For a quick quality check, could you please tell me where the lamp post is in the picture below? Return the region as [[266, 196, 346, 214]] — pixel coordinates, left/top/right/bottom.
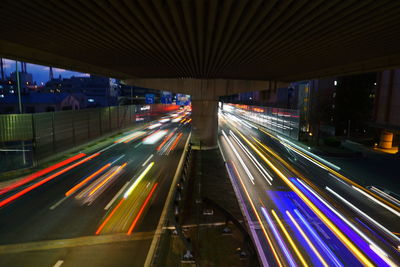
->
[[15, 61, 26, 165]]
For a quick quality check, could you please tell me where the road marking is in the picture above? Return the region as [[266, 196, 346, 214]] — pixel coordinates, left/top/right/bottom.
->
[[0, 231, 154, 254], [53, 260, 64, 267], [97, 143, 118, 154], [49, 196, 68, 210], [110, 154, 125, 165], [142, 154, 154, 167], [104, 182, 130, 210], [134, 142, 142, 148]]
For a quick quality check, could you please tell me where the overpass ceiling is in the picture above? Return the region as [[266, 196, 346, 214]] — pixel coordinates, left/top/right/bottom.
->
[[1, 0, 400, 81]]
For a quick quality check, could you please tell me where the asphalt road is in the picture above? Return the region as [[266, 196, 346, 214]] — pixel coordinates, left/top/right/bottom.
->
[[0, 109, 191, 267], [219, 109, 400, 267]]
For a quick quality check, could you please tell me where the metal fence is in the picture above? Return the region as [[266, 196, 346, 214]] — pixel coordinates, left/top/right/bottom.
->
[[223, 103, 300, 140], [0, 104, 178, 172]]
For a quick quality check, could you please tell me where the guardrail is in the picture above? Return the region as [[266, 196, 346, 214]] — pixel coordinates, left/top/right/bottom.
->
[[146, 133, 193, 266]]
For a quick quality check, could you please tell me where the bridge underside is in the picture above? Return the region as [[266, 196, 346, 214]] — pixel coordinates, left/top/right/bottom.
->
[[1, 1, 400, 82], [1, 0, 400, 147]]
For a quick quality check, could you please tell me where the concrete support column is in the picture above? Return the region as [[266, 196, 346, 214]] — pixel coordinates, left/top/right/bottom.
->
[[191, 99, 218, 150]]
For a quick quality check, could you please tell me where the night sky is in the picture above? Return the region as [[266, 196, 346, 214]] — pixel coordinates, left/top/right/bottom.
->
[[1, 58, 90, 84]]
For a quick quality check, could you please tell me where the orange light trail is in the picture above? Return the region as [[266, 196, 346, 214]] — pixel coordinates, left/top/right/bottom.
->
[[169, 133, 183, 152], [0, 153, 100, 208], [88, 163, 127, 196], [156, 132, 174, 151], [95, 198, 125, 235], [0, 153, 86, 196], [65, 163, 111, 196], [230, 163, 283, 267], [127, 183, 158, 235]]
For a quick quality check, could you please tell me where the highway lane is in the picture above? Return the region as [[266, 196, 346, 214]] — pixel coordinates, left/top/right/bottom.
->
[[0, 108, 191, 267], [219, 109, 400, 267]]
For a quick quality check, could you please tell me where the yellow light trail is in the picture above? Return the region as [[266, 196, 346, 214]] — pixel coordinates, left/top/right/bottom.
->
[[234, 129, 374, 267], [271, 209, 309, 267], [257, 127, 400, 213], [286, 210, 329, 267], [124, 162, 154, 198], [89, 163, 127, 196], [229, 163, 283, 267]]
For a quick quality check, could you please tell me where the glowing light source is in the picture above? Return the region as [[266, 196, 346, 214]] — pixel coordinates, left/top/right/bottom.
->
[[124, 162, 154, 198]]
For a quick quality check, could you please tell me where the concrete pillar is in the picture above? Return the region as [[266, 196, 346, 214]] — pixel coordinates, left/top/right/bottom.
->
[[191, 99, 218, 149]]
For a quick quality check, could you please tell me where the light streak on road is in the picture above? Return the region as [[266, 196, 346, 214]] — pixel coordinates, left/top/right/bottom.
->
[[104, 182, 130, 210], [293, 209, 343, 267], [277, 135, 340, 171], [286, 210, 329, 267], [297, 179, 395, 266], [0, 153, 100, 208], [65, 163, 111, 196], [369, 186, 400, 207], [352, 185, 400, 218], [257, 126, 400, 214], [124, 162, 154, 198], [326, 186, 400, 245], [127, 183, 158, 235], [230, 130, 273, 184], [271, 209, 308, 267], [222, 130, 255, 184], [261, 207, 296, 267], [233, 129, 374, 267], [89, 163, 127, 196], [169, 133, 183, 152], [142, 154, 154, 167], [147, 123, 162, 129], [156, 132, 174, 151], [0, 153, 86, 196], [229, 163, 283, 267], [96, 198, 125, 235], [143, 130, 168, 144], [114, 131, 146, 143]]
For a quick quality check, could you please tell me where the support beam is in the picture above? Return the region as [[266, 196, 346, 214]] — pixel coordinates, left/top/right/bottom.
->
[[122, 78, 289, 96]]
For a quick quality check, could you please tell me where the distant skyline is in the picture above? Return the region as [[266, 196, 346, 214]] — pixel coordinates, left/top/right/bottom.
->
[[1, 58, 90, 84]]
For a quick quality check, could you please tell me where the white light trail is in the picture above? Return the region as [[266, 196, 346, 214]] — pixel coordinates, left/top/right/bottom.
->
[[352, 185, 400, 218], [230, 130, 272, 185], [326, 186, 400, 244], [221, 130, 255, 184], [297, 179, 395, 266]]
